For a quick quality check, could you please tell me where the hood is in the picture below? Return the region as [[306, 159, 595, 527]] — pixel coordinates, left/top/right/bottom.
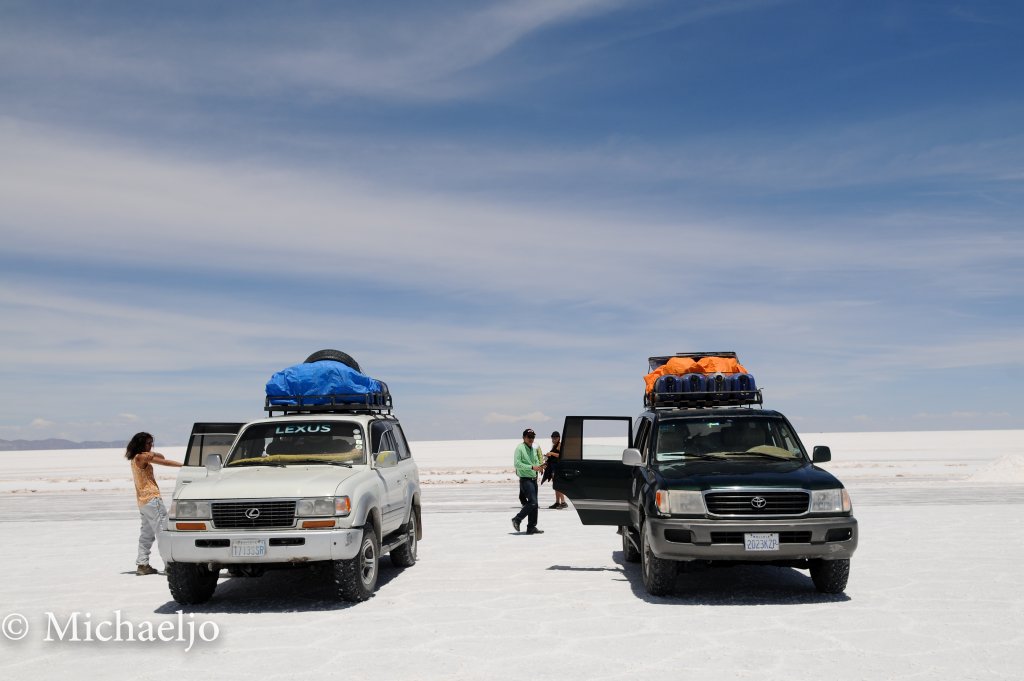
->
[[658, 459, 841, 490], [176, 465, 362, 500]]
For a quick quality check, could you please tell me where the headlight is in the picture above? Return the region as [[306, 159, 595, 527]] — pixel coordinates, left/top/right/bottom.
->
[[170, 500, 211, 519], [655, 489, 704, 515], [810, 488, 852, 513], [296, 497, 351, 517]]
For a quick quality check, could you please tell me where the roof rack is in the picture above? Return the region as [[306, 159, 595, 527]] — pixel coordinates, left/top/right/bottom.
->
[[645, 388, 763, 410], [264, 387, 393, 417]]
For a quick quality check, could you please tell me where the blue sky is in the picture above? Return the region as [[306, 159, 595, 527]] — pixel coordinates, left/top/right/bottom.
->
[[1, 0, 1021, 444]]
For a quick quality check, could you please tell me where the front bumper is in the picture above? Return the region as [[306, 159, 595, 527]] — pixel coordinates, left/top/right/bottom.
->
[[646, 515, 858, 561], [157, 527, 364, 564]]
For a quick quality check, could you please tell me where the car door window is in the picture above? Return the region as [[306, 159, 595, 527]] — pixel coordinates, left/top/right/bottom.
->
[[391, 424, 412, 460], [634, 418, 652, 462]]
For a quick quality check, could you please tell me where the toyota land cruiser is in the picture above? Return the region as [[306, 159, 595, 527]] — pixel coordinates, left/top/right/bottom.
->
[[553, 352, 858, 597]]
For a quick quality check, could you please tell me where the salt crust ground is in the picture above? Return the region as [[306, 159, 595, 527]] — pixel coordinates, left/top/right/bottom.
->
[[0, 430, 1022, 681]]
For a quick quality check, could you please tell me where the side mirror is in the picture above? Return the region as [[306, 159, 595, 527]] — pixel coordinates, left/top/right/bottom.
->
[[621, 448, 643, 466], [206, 454, 223, 472], [375, 451, 398, 468], [812, 446, 831, 463]]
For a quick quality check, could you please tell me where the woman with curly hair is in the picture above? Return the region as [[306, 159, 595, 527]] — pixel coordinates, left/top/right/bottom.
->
[[125, 432, 182, 575]]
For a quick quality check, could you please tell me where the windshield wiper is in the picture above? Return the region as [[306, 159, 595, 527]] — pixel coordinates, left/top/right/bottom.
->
[[661, 452, 730, 462], [290, 460, 354, 467], [724, 451, 794, 460]]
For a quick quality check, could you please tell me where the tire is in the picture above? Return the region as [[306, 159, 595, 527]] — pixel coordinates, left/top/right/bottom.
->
[[810, 559, 850, 594], [640, 523, 676, 596], [621, 526, 640, 563], [332, 528, 380, 602], [390, 510, 419, 568], [304, 349, 361, 372], [167, 562, 219, 605]]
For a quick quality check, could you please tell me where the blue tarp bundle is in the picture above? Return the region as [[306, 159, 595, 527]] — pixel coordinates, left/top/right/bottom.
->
[[266, 361, 384, 405]]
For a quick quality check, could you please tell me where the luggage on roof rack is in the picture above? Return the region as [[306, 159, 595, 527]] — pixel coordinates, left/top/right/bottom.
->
[[643, 351, 761, 409], [265, 359, 392, 415]]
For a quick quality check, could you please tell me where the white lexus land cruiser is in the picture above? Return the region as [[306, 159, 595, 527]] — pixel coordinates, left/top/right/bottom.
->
[[158, 352, 422, 604]]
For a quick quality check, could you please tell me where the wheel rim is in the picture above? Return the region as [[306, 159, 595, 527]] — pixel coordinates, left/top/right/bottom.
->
[[407, 516, 418, 561], [359, 538, 377, 586], [641, 528, 650, 580]]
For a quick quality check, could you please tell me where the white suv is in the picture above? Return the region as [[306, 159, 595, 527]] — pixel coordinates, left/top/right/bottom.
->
[[158, 379, 421, 604]]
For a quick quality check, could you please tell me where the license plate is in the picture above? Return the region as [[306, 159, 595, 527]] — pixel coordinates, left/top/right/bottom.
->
[[231, 539, 266, 557], [744, 533, 779, 551]]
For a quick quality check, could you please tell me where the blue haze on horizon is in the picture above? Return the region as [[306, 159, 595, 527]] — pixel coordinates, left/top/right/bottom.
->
[[0, 0, 1021, 445]]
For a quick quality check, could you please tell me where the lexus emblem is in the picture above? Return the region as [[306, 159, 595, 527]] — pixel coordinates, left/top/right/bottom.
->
[[751, 496, 767, 509], [245, 507, 261, 519]]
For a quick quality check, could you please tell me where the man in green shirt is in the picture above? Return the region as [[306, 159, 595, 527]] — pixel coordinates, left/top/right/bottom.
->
[[511, 428, 545, 535]]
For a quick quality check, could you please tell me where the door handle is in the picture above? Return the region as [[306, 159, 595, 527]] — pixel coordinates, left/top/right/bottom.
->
[[560, 469, 580, 480]]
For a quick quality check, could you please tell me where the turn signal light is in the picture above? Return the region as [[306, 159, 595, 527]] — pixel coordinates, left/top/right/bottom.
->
[[301, 519, 336, 529], [175, 522, 207, 531]]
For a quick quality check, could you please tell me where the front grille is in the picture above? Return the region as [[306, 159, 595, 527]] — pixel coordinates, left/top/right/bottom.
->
[[212, 500, 296, 529], [710, 531, 812, 544], [705, 491, 809, 516]]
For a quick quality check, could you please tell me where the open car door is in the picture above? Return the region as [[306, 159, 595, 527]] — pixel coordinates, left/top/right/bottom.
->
[[553, 416, 633, 526], [173, 422, 244, 496]]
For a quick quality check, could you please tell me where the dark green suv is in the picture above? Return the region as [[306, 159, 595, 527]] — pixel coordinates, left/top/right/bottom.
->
[[553, 357, 858, 597]]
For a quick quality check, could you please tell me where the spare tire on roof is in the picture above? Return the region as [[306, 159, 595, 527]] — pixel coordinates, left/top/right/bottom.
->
[[304, 349, 361, 373]]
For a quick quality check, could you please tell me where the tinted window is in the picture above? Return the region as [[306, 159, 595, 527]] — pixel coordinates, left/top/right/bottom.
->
[[655, 416, 805, 463], [392, 424, 412, 460]]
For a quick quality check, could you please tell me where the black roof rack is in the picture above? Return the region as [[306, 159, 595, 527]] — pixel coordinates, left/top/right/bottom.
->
[[264, 386, 393, 417], [645, 388, 763, 410]]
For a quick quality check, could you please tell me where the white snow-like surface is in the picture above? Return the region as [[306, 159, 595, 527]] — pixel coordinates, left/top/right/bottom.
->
[[1, 430, 1022, 681]]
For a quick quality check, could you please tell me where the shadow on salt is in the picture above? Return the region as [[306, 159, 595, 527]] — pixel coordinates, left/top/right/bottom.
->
[[549, 552, 851, 606], [152, 558, 408, 614]]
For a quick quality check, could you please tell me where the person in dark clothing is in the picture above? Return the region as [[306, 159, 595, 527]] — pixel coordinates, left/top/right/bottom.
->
[[541, 431, 567, 509]]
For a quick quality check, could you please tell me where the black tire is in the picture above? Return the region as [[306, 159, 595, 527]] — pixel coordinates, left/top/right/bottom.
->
[[167, 562, 219, 605], [390, 510, 419, 568], [332, 528, 380, 602], [304, 349, 361, 372], [640, 523, 676, 596], [810, 559, 850, 594], [621, 526, 640, 563]]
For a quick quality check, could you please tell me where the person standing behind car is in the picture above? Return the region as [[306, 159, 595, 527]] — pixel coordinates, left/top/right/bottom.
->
[[125, 432, 182, 575], [541, 430, 567, 509], [511, 429, 544, 535]]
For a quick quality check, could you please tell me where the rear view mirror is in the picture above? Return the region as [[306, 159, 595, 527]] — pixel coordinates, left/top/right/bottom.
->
[[812, 446, 831, 463], [621, 448, 643, 466], [375, 451, 398, 468], [206, 454, 223, 472]]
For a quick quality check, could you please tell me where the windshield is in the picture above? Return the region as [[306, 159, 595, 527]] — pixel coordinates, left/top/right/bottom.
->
[[225, 421, 367, 467], [654, 416, 806, 464]]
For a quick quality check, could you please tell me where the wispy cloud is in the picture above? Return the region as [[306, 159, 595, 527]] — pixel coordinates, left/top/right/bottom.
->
[[0, 1, 635, 101]]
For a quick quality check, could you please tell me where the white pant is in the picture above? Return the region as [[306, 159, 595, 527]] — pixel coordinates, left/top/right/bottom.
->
[[137, 498, 167, 566]]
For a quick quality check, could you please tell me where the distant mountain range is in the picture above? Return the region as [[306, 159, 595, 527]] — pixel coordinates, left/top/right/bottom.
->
[[0, 438, 128, 451]]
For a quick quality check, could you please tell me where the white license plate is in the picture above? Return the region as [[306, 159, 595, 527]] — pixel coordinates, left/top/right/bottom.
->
[[231, 539, 266, 557], [744, 533, 780, 551]]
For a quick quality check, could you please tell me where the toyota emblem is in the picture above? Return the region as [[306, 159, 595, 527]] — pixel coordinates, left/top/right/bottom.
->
[[245, 507, 261, 519], [751, 496, 767, 509]]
